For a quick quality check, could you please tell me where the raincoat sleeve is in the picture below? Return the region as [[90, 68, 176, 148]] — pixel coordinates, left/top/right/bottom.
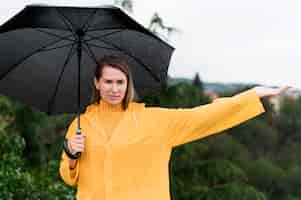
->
[[151, 88, 265, 148], [59, 117, 80, 186]]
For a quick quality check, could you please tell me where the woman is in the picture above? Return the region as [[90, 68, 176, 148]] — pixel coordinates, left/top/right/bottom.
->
[[59, 56, 289, 200]]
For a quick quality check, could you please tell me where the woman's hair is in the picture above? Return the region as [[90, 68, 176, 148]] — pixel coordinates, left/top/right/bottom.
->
[[90, 55, 136, 110]]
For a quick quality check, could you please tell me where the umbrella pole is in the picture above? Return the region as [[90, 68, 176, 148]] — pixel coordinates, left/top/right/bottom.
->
[[76, 31, 83, 136], [75, 29, 84, 157]]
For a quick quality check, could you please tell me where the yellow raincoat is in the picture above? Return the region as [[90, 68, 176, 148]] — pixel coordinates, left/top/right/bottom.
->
[[59, 88, 265, 200]]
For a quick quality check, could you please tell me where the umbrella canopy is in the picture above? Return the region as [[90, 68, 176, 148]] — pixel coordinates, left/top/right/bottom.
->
[[0, 4, 174, 116]]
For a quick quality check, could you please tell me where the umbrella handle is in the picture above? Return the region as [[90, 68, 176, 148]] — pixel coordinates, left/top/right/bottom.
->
[[75, 128, 82, 157]]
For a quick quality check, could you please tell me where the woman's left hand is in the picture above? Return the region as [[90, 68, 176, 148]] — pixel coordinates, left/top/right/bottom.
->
[[253, 86, 291, 98]]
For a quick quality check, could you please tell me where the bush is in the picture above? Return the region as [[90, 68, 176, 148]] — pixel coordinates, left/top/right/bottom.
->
[[0, 131, 38, 199], [200, 182, 266, 200], [0, 130, 75, 199]]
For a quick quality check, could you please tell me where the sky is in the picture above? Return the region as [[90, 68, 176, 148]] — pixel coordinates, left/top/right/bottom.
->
[[1, 0, 301, 89]]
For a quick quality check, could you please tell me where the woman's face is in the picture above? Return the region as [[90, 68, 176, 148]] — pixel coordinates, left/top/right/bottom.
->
[[94, 65, 128, 105]]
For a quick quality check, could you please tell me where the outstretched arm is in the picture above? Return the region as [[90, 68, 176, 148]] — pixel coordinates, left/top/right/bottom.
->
[[150, 86, 290, 148]]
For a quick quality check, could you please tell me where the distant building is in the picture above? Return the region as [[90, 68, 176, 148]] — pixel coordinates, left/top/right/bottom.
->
[[204, 90, 219, 101]]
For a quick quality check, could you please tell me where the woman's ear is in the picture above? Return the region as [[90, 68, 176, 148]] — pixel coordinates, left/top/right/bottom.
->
[[94, 77, 100, 90]]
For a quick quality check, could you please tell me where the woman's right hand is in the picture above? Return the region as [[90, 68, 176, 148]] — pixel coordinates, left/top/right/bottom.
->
[[68, 134, 85, 155]]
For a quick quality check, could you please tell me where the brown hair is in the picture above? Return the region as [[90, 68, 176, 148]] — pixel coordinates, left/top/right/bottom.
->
[[90, 56, 136, 110]]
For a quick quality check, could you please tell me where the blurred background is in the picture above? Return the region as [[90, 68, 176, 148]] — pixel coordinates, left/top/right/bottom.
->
[[1, 0, 301, 199]]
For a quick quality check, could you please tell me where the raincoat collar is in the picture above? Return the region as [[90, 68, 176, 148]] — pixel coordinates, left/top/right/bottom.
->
[[97, 100, 123, 112], [84, 100, 145, 114]]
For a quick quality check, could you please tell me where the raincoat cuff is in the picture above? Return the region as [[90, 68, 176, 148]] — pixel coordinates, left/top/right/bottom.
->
[[235, 88, 265, 114]]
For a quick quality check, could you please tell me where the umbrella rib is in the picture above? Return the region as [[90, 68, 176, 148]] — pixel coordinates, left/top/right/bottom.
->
[[47, 42, 77, 114], [85, 34, 160, 82], [0, 37, 74, 81], [82, 9, 98, 32], [82, 42, 99, 64], [83, 29, 124, 43], [84, 42, 124, 53], [39, 42, 75, 52], [85, 27, 126, 32], [55, 8, 76, 38], [35, 29, 75, 42]]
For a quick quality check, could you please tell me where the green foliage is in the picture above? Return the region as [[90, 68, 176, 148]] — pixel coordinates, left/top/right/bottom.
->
[[143, 82, 210, 108], [247, 158, 286, 199], [273, 96, 301, 169], [0, 130, 37, 199], [4, 102, 48, 166], [196, 159, 247, 186], [32, 160, 76, 200], [0, 95, 15, 116], [284, 164, 301, 197], [277, 97, 301, 146], [204, 134, 252, 168], [230, 119, 279, 159], [0, 128, 75, 199], [200, 182, 267, 200], [0, 97, 75, 199]]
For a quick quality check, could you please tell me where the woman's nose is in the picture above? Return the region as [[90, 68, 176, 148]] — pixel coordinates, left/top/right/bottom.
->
[[112, 84, 118, 92]]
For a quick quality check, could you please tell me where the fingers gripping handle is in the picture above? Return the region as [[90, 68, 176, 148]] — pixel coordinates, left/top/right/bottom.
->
[[62, 127, 82, 160], [75, 127, 82, 157]]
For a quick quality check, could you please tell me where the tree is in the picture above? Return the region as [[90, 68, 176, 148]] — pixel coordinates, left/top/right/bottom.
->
[[192, 72, 204, 90], [247, 158, 286, 200], [0, 130, 37, 199], [200, 182, 266, 200], [148, 12, 180, 42], [276, 97, 301, 146], [114, 0, 133, 13], [229, 119, 279, 160], [143, 82, 209, 108]]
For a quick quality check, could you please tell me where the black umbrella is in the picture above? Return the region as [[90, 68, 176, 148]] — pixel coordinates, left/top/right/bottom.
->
[[0, 4, 174, 132]]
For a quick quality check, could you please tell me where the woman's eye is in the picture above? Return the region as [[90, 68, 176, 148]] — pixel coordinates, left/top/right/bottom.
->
[[117, 80, 124, 84], [105, 80, 112, 84]]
